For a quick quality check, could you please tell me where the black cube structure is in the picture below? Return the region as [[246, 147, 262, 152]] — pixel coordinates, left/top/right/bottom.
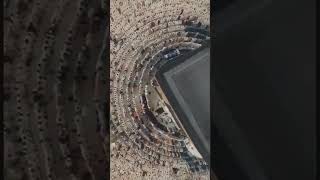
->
[[156, 47, 210, 165]]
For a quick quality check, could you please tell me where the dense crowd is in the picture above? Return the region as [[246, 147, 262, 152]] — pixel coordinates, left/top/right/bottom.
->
[[4, 0, 108, 179], [110, 0, 210, 179]]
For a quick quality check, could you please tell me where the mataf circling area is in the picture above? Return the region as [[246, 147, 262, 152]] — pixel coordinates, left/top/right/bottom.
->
[[110, 0, 210, 179]]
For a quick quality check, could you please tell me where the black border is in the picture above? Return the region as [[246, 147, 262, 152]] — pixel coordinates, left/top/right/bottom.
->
[[1, 0, 4, 178], [316, 0, 319, 180], [212, 0, 318, 180]]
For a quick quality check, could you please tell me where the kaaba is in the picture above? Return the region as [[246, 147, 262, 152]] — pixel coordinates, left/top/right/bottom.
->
[[156, 47, 211, 165]]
